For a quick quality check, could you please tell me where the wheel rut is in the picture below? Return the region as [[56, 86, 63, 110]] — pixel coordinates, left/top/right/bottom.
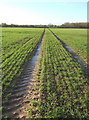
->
[[3, 30, 45, 119]]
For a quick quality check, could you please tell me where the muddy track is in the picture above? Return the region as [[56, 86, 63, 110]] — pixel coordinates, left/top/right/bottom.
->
[[49, 28, 88, 76], [2, 29, 45, 119]]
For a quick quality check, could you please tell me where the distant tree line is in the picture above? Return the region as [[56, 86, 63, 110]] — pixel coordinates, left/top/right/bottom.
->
[[0, 23, 57, 28], [60, 22, 89, 28], [0, 22, 89, 28]]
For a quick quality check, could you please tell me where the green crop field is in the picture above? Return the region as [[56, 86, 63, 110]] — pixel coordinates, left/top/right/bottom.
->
[[51, 28, 87, 64], [1, 28, 88, 119]]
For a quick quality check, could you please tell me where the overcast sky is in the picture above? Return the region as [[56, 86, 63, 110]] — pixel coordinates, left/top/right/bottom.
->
[[0, 0, 88, 25]]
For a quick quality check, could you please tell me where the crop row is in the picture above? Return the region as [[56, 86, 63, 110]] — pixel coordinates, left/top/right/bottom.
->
[[2, 28, 44, 93], [37, 29, 88, 118]]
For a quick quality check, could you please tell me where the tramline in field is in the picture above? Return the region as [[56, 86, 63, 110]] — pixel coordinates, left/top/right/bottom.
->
[[2, 28, 88, 119]]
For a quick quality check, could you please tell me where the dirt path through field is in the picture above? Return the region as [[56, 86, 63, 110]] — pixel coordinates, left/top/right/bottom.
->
[[3, 30, 45, 119]]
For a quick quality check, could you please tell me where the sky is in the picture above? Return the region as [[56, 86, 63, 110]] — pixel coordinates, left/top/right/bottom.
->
[[0, 0, 88, 25]]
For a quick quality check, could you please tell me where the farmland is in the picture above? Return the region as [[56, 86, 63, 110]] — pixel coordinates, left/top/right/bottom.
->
[[1, 28, 88, 119]]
